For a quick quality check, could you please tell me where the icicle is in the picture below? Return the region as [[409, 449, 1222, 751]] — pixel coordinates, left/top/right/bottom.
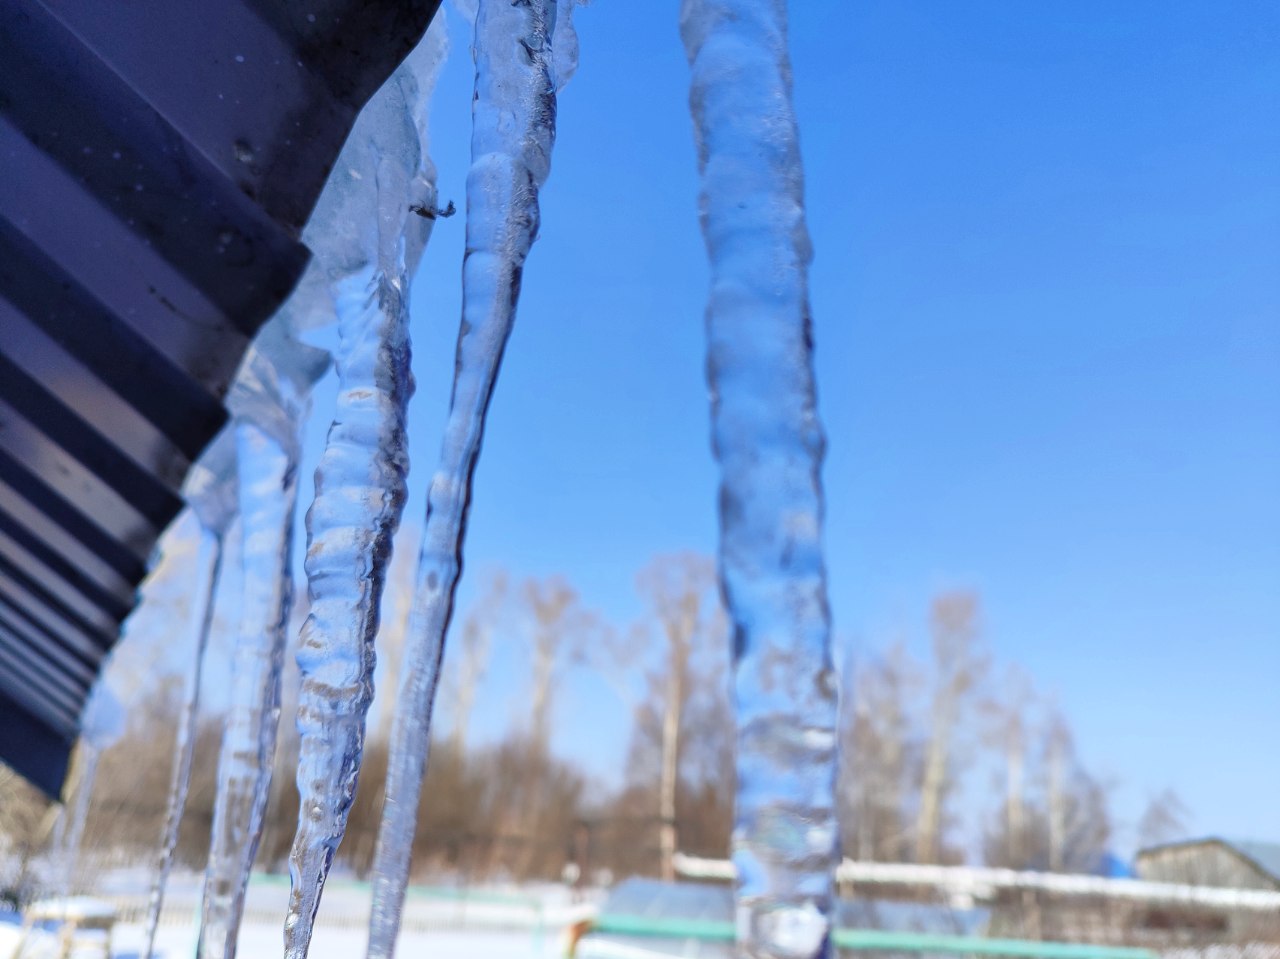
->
[[282, 25, 449, 959], [681, 1, 840, 957], [198, 332, 326, 959], [54, 684, 123, 896], [141, 434, 239, 959], [54, 746, 98, 898], [551, 0, 583, 90], [366, 3, 571, 956]]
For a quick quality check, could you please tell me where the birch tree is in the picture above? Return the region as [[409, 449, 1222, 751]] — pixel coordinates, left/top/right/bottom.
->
[[981, 665, 1036, 868], [522, 576, 594, 753], [445, 571, 507, 755], [915, 592, 988, 864], [635, 553, 718, 880], [840, 640, 923, 862]]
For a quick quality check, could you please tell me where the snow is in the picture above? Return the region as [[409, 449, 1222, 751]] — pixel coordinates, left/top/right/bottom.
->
[[0, 919, 560, 959], [1, 874, 583, 958], [124, 924, 560, 959], [26, 897, 117, 921]]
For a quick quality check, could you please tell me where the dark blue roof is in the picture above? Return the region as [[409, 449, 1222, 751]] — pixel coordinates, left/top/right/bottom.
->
[[0, 0, 440, 796]]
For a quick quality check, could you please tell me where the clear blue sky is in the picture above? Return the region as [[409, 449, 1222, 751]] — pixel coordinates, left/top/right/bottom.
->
[[280, 1, 1280, 853]]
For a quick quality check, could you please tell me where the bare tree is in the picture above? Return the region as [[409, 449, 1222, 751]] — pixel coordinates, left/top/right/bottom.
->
[[915, 592, 988, 864], [370, 528, 416, 742], [503, 577, 600, 875], [1043, 704, 1071, 872], [522, 576, 592, 752], [445, 571, 507, 755], [635, 553, 719, 880], [1007, 703, 1113, 874], [1136, 787, 1190, 850], [0, 763, 54, 904], [981, 665, 1036, 868], [840, 640, 923, 862]]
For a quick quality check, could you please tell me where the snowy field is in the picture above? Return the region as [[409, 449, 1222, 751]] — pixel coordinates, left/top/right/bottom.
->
[[0, 921, 559, 959], [123, 924, 558, 959], [0, 872, 584, 958]]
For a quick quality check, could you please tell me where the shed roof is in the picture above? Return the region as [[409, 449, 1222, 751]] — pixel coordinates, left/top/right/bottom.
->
[[1223, 841, 1280, 884], [1137, 838, 1280, 886]]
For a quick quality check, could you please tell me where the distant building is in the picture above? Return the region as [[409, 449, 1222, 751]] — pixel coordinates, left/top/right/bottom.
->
[[1136, 839, 1280, 893]]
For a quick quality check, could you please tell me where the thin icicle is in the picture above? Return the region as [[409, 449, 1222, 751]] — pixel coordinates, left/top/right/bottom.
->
[[282, 25, 449, 958], [199, 334, 325, 959], [53, 684, 123, 897], [681, 1, 839, 957], [366, 3, 571, 955], [141, 435, 239, 959], [54, 746, 98, 898], [551, 0, 583, 89], [198, 422, 298, 959]]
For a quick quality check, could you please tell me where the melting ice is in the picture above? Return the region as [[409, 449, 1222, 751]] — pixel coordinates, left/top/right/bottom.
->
[[681, 0, 840, 956], [366, 2, 578, 956], [141, 431, 238, 959], [198, 325, 327, 959], [51, 683, 122, 898], [119, 3, 839, 958], [283, 20, 449, 959]]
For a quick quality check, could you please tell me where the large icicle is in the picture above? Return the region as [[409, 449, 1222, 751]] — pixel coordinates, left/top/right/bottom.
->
[[365, 3, 574, 956], [198, 329, 326, 959], [681, 2, 840, 957], [141, 433, 239, 959], [282, 24, 450, 959]]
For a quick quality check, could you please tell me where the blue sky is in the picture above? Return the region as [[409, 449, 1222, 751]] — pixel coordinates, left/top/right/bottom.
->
[[131, 0, 1277, 857], [379, 0, 1280, 849]]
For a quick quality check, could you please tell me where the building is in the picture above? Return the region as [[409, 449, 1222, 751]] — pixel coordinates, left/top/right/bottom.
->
[[1136, 839, 1280, 893]]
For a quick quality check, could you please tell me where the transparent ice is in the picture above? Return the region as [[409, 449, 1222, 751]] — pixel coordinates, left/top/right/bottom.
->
[[681, 1, 839, 956], [282, 22, 450, 959], [141, 431, 238, 959], [78, 679, 125, 750], [365, 2, 576, 956], [53, 747, 98, 899], [198, 329, 327, 959], [51, 683, 122, 897]]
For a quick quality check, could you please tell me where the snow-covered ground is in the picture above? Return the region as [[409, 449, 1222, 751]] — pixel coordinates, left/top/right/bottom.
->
[[0, 872, 588, 958], [0, 919, 560, 959], [120, 923, 560, 959]]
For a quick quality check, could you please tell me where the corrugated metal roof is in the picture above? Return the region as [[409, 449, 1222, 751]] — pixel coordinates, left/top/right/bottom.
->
[[0, 0, 440, 795]]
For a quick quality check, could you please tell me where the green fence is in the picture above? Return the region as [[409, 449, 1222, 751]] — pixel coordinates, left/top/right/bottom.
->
[[588, 914, 1157, 959]]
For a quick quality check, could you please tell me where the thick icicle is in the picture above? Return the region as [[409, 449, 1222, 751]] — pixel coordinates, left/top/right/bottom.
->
[[199, 331, 326, 959], [141, 434, 239, 959], [283, 24, 449, 958], [365, 4, 573, 956], [681, 1, 840, 957]]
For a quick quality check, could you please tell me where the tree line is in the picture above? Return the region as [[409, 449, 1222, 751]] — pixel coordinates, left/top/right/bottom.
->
[[0, 550, 1188, 896]]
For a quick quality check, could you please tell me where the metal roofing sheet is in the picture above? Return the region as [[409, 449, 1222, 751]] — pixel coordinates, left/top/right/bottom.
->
[[0, 0, 441, 795]]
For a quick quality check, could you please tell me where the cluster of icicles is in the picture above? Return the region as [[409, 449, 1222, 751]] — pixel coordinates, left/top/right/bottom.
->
[[57, 1, 840, 957]]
